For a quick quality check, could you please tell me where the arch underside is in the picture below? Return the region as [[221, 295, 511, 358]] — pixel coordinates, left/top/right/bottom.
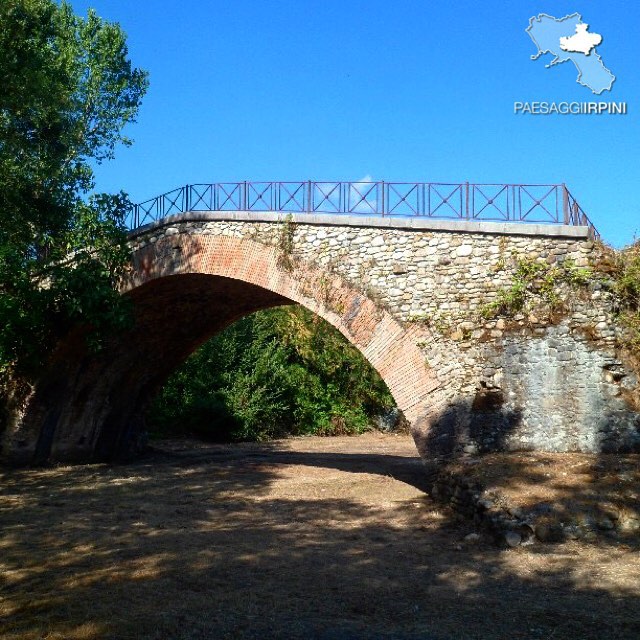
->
[[25, 275, 291, 463], [6, 234, 443, 465]]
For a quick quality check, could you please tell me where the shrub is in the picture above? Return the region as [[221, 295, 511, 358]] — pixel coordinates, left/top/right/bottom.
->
[[147, 306, 395, 441]]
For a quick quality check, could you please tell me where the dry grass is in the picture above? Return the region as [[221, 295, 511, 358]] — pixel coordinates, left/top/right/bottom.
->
[[1, 433, 639, 639]]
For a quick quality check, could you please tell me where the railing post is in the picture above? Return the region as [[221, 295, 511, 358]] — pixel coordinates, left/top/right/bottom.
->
[[425, 183, 429, 217], [423, 183, 427, 217], [184, 184, 190, 212], [306, 180, 312, 213], [465, 182, 470, 219], [243, 181, 248, 211], [380, 180, 385, 216], [562, 183, 570, 224], [510, 185, 515, 221]]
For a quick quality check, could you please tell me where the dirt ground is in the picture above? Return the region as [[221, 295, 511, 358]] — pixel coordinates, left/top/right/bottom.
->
[[1, 432, 639, 640]]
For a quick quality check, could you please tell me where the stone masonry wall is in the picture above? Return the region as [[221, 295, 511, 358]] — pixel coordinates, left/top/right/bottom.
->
[[127, 214, 640, 458]]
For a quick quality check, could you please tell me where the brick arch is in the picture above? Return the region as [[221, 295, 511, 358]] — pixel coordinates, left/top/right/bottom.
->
[[126, 233, 444, 450], [4, 231, 445, 465]]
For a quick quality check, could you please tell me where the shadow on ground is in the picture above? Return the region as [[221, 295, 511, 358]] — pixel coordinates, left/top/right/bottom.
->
[[1, 437, 639, 640]]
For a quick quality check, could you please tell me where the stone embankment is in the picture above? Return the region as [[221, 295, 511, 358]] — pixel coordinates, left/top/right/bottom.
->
[[426, 453, 640, 546]]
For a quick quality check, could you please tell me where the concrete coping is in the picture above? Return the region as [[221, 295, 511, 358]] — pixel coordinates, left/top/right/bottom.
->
[[128, 210, 592, 240]]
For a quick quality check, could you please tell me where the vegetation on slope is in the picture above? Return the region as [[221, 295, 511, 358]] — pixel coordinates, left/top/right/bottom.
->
[[611, 241, 640, 356]]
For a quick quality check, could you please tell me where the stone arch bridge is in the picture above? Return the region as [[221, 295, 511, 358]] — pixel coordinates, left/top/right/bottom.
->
[[2, 181, 639, 466]]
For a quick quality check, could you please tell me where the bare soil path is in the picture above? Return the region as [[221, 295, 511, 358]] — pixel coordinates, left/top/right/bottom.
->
[[1, 433, 639, 639]]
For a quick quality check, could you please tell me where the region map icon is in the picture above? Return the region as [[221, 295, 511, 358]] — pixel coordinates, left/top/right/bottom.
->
[[527, 13, 615, 94]]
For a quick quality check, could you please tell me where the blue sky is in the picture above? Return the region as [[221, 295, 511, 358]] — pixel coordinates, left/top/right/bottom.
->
[[71, 1, 639, 246]]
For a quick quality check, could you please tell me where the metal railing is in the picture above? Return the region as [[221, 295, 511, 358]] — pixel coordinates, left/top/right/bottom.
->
[[129, 181, 599, 239]]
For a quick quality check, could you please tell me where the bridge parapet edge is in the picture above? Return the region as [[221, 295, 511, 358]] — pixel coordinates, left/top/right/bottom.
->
[[128, 211, 592, 240]]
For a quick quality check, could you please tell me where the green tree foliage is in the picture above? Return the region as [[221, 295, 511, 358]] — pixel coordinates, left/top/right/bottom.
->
[[148, 306, 397, 441], [0, 0, 148, 378]]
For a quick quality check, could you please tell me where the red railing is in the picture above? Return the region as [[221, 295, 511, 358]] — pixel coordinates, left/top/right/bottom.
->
[[129, 181, 599, 239]]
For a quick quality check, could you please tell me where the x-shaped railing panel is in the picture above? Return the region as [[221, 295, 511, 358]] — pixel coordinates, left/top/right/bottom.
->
[[428, 184, 464, 218], [313, 183, 342, 213], [248, 183, 274, 210], [277, 182, 306, 211], [387, 183, 420, 216], [161, 187, 185, 216], [472, 185, 510, 221], [518, 185, 558, 222], [217, 183, 243, 210], [189, 184, 213, 211], [348, 182, 378, 214]]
